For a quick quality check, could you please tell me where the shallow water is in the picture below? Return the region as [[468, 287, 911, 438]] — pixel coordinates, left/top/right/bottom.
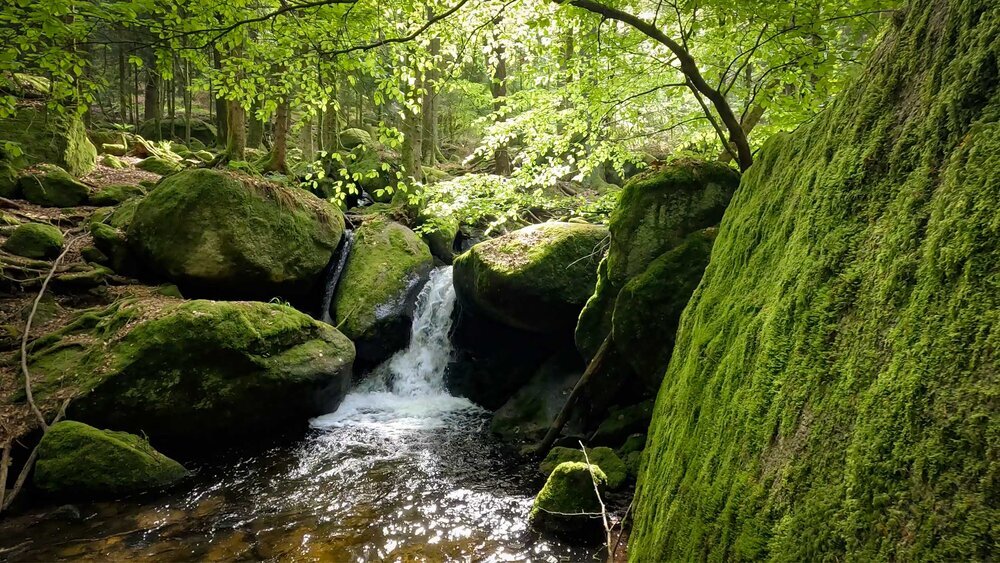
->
[[0, 268, 602, 562]]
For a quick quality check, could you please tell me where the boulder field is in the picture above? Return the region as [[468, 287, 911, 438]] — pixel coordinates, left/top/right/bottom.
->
[[630, 0, 999, 559]]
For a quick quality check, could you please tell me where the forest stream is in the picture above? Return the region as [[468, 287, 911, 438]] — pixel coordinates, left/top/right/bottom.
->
[[0, 268, 595, 561]]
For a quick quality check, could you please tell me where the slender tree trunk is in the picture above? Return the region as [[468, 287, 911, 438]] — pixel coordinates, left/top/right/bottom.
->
[[225, 101, 246, 161], [265, 99, 290, 173], [213, 46, 227, 144], [247, 99, 263, 149], [422, 16, 441, 165], [117, 46, 128, 124], [143, 68, 159, 123], [491, 25, 511, 176]]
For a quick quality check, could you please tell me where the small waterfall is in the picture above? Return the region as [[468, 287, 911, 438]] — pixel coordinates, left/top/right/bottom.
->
[[311, 266, 476, 429], [318, 230, 355, 324]]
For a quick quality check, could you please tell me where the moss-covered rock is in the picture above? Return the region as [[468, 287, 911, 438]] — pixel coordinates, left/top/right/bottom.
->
[[26, 298, 355, 447], [0, 106, 96, 176], [454, 222, 608, 333], [539, 446, 627, 490], [90, 184, 145, 206], [331, 217, 433, 363], [340, 128, 373, 149], [0, 160, 19, 198], [34, 420, 187, 497], [575, 161, 738, 363], [128, 169, 344, 301], [101, 143, 128, 157], [589, 400, 654, 447], [17, 164, 90, 207], [90, 222, 130, 273], [491, 348, 583, 443], [630, 1, 999, 560], [2, 73, 51, 98], [100, 153, 127, 169], [138, 118, 217, 146], [530, 461, 607, 538], [617, 433, 646, 479], [420, 214, 459, 264], [136, 156, 182, 176], [2, 222, 63, 259]]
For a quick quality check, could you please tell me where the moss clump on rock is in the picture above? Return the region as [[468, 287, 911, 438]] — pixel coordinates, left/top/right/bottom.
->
[[26, 298, 355, 447], [90, 184, 145, 206], [17, 164, 90, 207], [34, 420, 187, 497], [454, 222, 608, 333], [332, 217, 433, 363], [630, 0, 999, 560], [340, 128, 373, 149], [539, 446, 627, 490], [0, 106, 96, 176], [136, 156, 182, 176], [128, 169, 344, 301], [3, 222, 64, 259], [530, 461, 607, 538]]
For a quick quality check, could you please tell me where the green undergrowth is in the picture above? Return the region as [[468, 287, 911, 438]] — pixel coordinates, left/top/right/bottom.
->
[[630, 0, 999, 560]]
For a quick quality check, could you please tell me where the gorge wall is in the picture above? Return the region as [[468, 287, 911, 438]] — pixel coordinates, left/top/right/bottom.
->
[[630, 0, 998, 560]]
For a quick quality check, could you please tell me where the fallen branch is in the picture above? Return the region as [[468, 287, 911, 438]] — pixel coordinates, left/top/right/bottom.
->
[[582, 441, 613, 556], [534, 334, 613, 455]]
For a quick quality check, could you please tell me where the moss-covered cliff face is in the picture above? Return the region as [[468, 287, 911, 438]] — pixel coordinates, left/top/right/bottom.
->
[[630, 1, 998, 560]]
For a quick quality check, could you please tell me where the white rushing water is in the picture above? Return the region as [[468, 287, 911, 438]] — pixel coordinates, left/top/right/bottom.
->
[[311, 266, 478, 430]]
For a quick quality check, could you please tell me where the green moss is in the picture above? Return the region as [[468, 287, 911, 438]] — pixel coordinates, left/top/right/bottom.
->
[[2, 222, 63, 259], [332, 217, 432, 362], [539, 446, 627, 490], [630, 1, 1000, 560], [17, 164, 90, 207], [0, 160, 19, 198], [90, 184, 145, 206], [100, 152, 127, 167], [128, 169, 344, 301], [136, 156, 182, 176], [530, 461, 608, 537], [340, 127, 373, 149], [453, 222, 609, 332], [25, 299, 355, 445], [34, 420, 187, 497], [590, 400, 654, 447], [612, 229, 716, 388], [0, 106, 96, 176]]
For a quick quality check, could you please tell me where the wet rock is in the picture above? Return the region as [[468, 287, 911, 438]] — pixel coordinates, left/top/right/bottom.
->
[[3, 222, 64, 259], [453, 222, 608, 333], [34, 420, 187, 497], [331, 217, 433, 364], [491, 348, 583, 443], [128, 169, 344, 302]]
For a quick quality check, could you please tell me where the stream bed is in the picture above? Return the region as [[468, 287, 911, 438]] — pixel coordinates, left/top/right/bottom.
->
[[0, 268, 599, 562]]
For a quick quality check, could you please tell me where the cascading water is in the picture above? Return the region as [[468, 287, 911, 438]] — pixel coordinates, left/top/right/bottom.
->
[[0, 265, 592, 561], [311, 266, 476, 427], [318, 229, 355, 324]]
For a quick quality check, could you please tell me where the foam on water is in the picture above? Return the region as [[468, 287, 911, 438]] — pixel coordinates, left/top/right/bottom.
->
[[311, 266, 479, 431]]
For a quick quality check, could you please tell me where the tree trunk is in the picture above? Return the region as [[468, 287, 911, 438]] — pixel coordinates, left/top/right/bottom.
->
[[422, 18, 441, 165], [247, 99, 263, 149], [491, 26, 511, 176], [143, 68, 159, 123], [265, 99, 289, 173], [225, 100, 246, 161], [213, 46, 227, 144]]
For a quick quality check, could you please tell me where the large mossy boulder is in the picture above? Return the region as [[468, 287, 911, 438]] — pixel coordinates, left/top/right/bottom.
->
[[454, 222, 608, 333], [331, 217, 433, 364], [27, 298, 355, 447], [630, 1, 999, 560], [3, 222, 63, 259], [0, 106, 96, 176], [17, 164, 91, 207], [34, 421, 187, 497], [138, 118, 217, 146], [127, 169, 344, 301], [530, 461, 607, 538], [573, 161, 737, 408], [340, 127, 373, 149]]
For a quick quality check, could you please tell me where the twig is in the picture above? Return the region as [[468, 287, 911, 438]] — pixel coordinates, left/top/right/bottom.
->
[[581, 441, 613, 559], [0, 197, 22, 209], [0, 438, 11, 511], [20, 234, 84, 430], [1, 399, 70, 513], [534, 334, 613, 455]]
